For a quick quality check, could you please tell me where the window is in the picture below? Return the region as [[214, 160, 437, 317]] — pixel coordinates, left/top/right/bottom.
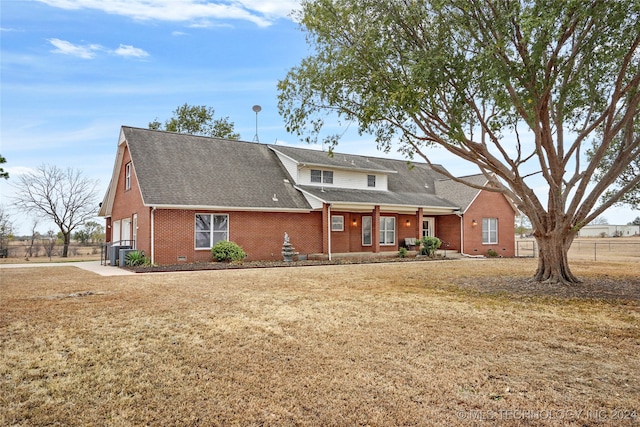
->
[[125, 162, 132, 190], [362, 216, 372, 246], [367, 175, 376, 187], [310, 169, 333, 184], [331, 215, 344, 231], [482, 218, 498, 244], [195, 214, 229, 249], [379, 217, 396, 245]]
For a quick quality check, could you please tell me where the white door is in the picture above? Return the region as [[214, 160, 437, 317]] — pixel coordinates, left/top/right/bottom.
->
[[122, 218, 131, 245], [132, 214, 138, 249], [112, 220, 121, 244], [422, 217, 435, 237]]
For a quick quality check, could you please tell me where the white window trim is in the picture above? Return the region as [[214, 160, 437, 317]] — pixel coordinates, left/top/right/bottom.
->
[[362, 216, 372, 246], [195, 213, 229, 250], [310, 169, 334, 184], [482, 217, 498, 244], [331, 215, 344, 231], [379, 216, 396, 246], [125, 162, 132, 191]]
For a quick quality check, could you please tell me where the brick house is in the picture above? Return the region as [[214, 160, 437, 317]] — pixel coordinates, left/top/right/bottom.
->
[[98, 126, 516, 264]]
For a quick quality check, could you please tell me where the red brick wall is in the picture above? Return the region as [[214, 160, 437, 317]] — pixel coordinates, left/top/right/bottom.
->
[[435, 214, 462, 252], [152, 209, 324, 264], [462, 190, 515, 257], [109, 145, 151, 257]]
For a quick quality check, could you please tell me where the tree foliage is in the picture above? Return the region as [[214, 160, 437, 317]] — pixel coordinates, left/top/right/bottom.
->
[[591, 127, 640, 210], [12, 165, 100, 257], [74, 220, 105, 244], [0, 154, 9, 180], [149, 103, 240, 140], [278, 0, 640, 284]]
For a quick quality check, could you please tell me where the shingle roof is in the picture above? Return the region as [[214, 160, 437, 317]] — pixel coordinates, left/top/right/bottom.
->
[[270, 145, 396, 173], [122, 127, 311, 210], [296, 185, 458, 208], [109, 127, 486, 213], [434, 175, 488, 212]]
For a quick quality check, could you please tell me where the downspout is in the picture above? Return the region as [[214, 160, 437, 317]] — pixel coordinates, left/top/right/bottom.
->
[[455, 211, 464, 255], [151, 206, 156, 264], [456, 210, 483, 258], [327, 204, 332, 261]]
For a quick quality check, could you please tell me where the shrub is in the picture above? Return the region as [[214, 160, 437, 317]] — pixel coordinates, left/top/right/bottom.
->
[[398, 247, 408, 258], [419, 236, 441, 257], [125, 250, 150, 266], [211, 241, 246, 263], [486, 248, 499, 258]]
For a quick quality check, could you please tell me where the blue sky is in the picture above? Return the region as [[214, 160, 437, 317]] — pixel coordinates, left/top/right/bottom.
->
[[1, 0, 637, 234]]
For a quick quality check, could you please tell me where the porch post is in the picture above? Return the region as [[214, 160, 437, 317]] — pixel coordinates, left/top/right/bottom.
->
[[372, 205, 380, 253], [417, 208, 423, 237]]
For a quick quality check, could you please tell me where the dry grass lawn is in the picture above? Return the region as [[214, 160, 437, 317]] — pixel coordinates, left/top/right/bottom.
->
[[1, 259, 639, 426]]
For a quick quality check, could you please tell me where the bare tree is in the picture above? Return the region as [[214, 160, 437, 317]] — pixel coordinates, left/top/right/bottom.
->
[[0, 206, 13, 257], [43, 230, 57, 261], [13, 165, 99, 257], [24, 219, 40, 260]]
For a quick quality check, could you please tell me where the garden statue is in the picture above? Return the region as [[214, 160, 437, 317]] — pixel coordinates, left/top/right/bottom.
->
[[282, 232, 297, 262]]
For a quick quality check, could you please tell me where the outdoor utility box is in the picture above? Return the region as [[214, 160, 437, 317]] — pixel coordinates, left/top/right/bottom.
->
[[110, 245, 132, 266], [119, 248, 136, 267]]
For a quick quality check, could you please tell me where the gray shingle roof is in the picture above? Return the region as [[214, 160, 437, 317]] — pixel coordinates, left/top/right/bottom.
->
[[296, 185, 458, 208], [123, 127, 311, 210], [118, 126, 485, 212], [270, 145, 396, 173], [434, 175, 488, 212]]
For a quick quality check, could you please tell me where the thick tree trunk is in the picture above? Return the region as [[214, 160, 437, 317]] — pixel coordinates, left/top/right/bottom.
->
[[534, 232, 580, 284], [62, 232, 70, 258]]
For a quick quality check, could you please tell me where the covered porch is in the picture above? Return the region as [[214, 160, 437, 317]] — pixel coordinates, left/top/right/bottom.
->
[[318, 202, 462, 260]]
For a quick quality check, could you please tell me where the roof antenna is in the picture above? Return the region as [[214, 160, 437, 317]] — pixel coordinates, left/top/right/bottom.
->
[[252, 105, 261, 142]]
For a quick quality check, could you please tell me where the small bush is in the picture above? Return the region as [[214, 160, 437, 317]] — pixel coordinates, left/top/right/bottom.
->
[[125, 250, 150, 266], [419, 236, 442, 257], [211, 241, 246, 263], [486, 248, 499, 258], [398, 247, 408, 258]]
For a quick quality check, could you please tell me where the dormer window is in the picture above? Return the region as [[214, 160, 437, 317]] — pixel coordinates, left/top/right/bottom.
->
[[367, 175, 376, 187], [311, 169, 333, 184]]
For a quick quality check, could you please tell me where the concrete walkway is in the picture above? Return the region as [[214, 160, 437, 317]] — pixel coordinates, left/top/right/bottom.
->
[[0, 260, 135, 276]]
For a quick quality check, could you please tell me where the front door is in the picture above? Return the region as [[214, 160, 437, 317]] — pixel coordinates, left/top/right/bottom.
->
[[122, 218, 131, 245], [112, 220, 121, 244], [422, 217, 435, 237]]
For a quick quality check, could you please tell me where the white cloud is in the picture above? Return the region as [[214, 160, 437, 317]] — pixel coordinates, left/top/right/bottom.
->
[[114, 44, 149, 58], [36, 0, 301, 27], [47, 38, 102, 59], [4, 166, 37, 176], [47, 38, 149, 59]]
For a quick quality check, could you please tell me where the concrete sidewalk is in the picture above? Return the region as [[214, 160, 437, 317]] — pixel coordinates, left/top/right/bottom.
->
[[0, 260, 135, 276]]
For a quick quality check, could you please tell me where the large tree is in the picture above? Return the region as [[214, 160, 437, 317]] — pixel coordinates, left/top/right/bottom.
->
[[13, 165, 99, 257], [278, 0, 640, 284], [149, 103, 240, 140]]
